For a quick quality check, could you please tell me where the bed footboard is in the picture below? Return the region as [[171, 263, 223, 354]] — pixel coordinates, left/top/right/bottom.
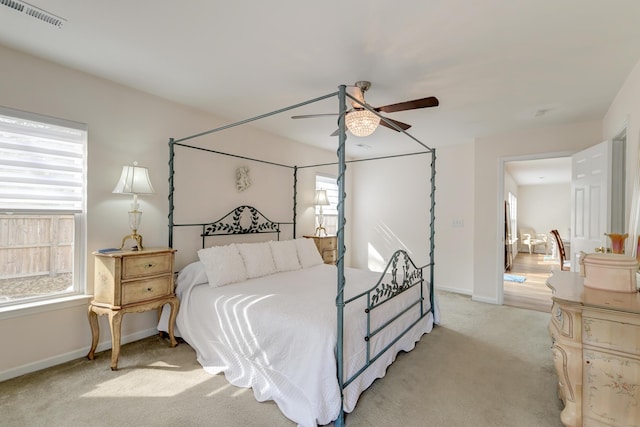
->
[[342, 249, 433, 388]]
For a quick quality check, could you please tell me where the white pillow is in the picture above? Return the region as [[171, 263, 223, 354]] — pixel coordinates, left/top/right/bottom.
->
[[237, 242, 277, 278], [176, 261, 208, 289], [269, 240, 301, 272], [197, 244, 248, 288], [295, 238, 324, 268]]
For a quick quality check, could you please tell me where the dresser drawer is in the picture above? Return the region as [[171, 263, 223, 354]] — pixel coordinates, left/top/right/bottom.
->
[[121, 275, 172, 305], [122, 253, 172, 279], [583, 349, 640, 426], [551, 301, 576, 339], [583, 316, 640, 354]]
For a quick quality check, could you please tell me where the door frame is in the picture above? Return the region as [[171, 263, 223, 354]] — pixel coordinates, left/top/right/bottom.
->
[[497, 150, 574, 305]]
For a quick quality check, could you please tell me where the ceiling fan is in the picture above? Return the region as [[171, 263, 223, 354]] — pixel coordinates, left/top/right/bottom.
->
[[291, 81, 439, 137]]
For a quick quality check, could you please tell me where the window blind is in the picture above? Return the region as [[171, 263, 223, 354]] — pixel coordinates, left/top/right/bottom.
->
[[0, 107, 87, 213]]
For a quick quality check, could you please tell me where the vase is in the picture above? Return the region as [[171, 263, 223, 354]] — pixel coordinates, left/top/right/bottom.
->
[[605, 233, 628, 254]]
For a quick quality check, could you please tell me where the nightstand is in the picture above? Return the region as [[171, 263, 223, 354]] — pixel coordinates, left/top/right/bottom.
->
[[87, 247, 179, 370], [304, 235, 337, 265]]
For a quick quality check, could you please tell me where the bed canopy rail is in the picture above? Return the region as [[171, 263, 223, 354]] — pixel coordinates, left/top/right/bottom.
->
[[167, 84, 437, 427]]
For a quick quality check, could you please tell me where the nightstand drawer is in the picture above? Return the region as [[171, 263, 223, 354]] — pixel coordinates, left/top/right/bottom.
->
[[303, 235, 337, 265], [322, 238, 336, 250], [323, 249, 337, 264], [122, 253, 172, 279], [121, 276, 172, 305]]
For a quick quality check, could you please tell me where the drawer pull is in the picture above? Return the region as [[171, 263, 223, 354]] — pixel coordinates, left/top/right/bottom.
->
[[585, 360, 591, 365], [147, 287, 152, 292], [145, 263, 155, 269]]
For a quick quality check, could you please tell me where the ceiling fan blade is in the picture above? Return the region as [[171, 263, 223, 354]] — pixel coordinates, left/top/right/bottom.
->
[[379, 117, 412, 132], [349, 86, 365, 109], [375, 96, 439, 113], [291, 113, 338, 119]]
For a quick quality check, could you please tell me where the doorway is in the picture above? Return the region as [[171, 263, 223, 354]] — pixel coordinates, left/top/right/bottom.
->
[[502, 155, 572, 311]]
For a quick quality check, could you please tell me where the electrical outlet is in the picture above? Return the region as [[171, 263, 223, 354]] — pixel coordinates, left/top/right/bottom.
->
[[452, 218, 464, 228]]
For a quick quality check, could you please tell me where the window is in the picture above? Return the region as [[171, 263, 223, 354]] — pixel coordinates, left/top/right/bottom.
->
[[0, 107, 87, 307], [315, 175, 338, 235]]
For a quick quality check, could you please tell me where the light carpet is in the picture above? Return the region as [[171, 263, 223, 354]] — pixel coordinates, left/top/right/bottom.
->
[[0, 291, 563, 426]]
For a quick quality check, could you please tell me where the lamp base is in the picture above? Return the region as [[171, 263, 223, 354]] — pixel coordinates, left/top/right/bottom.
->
[[314, 225, 327, 237], [119, 231, 143, 251]]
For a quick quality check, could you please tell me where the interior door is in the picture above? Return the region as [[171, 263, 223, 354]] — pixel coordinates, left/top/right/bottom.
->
[[570, 141, 611, 270]]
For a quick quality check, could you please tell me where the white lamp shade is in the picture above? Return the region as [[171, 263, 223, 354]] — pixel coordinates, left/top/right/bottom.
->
[[112, 164, 155, 195], [345, 109, 380, 137], [314, 189, 330, 206]]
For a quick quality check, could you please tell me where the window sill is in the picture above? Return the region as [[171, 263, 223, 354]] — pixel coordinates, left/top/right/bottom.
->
[[0, 294, 92, 321]]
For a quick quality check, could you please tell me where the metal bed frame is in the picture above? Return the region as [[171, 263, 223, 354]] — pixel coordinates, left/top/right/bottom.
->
[[167, 85, 436, 426]]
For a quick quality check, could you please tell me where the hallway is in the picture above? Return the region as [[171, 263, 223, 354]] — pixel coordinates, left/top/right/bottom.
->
[[504, 252, 559, 312]]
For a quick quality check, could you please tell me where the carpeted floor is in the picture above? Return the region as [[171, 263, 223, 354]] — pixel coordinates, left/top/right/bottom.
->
[[0, 291, 563, 426]]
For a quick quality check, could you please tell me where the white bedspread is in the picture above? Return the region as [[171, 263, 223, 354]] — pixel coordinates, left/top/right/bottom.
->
[[161, 263, 437, 427]]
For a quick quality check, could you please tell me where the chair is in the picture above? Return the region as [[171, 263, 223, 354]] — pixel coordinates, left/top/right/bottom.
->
[[550, 229, 570, 271], [520, 227, 548, 254]]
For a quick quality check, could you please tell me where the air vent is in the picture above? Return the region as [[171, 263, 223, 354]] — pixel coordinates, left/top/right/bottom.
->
[[0, 0, 66, 28]]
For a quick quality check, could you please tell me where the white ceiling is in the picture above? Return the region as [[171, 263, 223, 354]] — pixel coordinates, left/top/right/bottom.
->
[[505, 157, 572, 186], [1, 1, 640, 158]]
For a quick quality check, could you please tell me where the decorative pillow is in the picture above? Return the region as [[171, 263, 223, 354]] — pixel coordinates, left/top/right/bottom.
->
[[197, 244, 248, 288], [269, 239, 301, 272], [295, 238, 324, 268], [236, 242, 277, 278], [176, 261, 208, 289]]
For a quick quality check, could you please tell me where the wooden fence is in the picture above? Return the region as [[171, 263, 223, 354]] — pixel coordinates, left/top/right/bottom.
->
[[0, 215, 73, 279]]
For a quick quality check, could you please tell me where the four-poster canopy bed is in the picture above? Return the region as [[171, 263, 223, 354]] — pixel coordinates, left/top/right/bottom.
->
[[159, 85, 438, 426]]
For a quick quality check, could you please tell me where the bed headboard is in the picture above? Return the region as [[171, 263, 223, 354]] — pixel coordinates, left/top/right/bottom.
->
[[198, 205, 291, 248]]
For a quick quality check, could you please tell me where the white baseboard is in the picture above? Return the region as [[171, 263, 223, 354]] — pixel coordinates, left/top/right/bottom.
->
[[471, 295, 500, 305], [435, 285, 499, 304], [435, 285, 472, 296], [0, 327, 158, 382]]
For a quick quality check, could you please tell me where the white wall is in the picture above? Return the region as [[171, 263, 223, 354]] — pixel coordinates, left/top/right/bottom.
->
[[0, 44, 340, 380], [350, 141, 475, 295], [517, 183, 571, 252], [432, 143, 475, 294], [504, 170, 518, 200], [349, 154, 432, 270]]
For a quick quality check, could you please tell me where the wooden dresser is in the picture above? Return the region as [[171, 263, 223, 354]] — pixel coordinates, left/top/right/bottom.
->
[[304, 235, 337, 265], [87, 247, 179, 370], [547, 271, 640, 427]]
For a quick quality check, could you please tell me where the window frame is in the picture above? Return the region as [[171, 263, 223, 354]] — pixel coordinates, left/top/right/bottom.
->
[[0, 106, 87, 312]]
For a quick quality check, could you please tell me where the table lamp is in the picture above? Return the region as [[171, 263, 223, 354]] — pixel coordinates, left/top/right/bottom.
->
[[112, 161, 155, 250], [314, 189, 330, 236]]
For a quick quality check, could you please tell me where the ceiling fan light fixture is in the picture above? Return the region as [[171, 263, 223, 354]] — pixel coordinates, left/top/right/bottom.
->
[[345, 110, 380, 137]]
